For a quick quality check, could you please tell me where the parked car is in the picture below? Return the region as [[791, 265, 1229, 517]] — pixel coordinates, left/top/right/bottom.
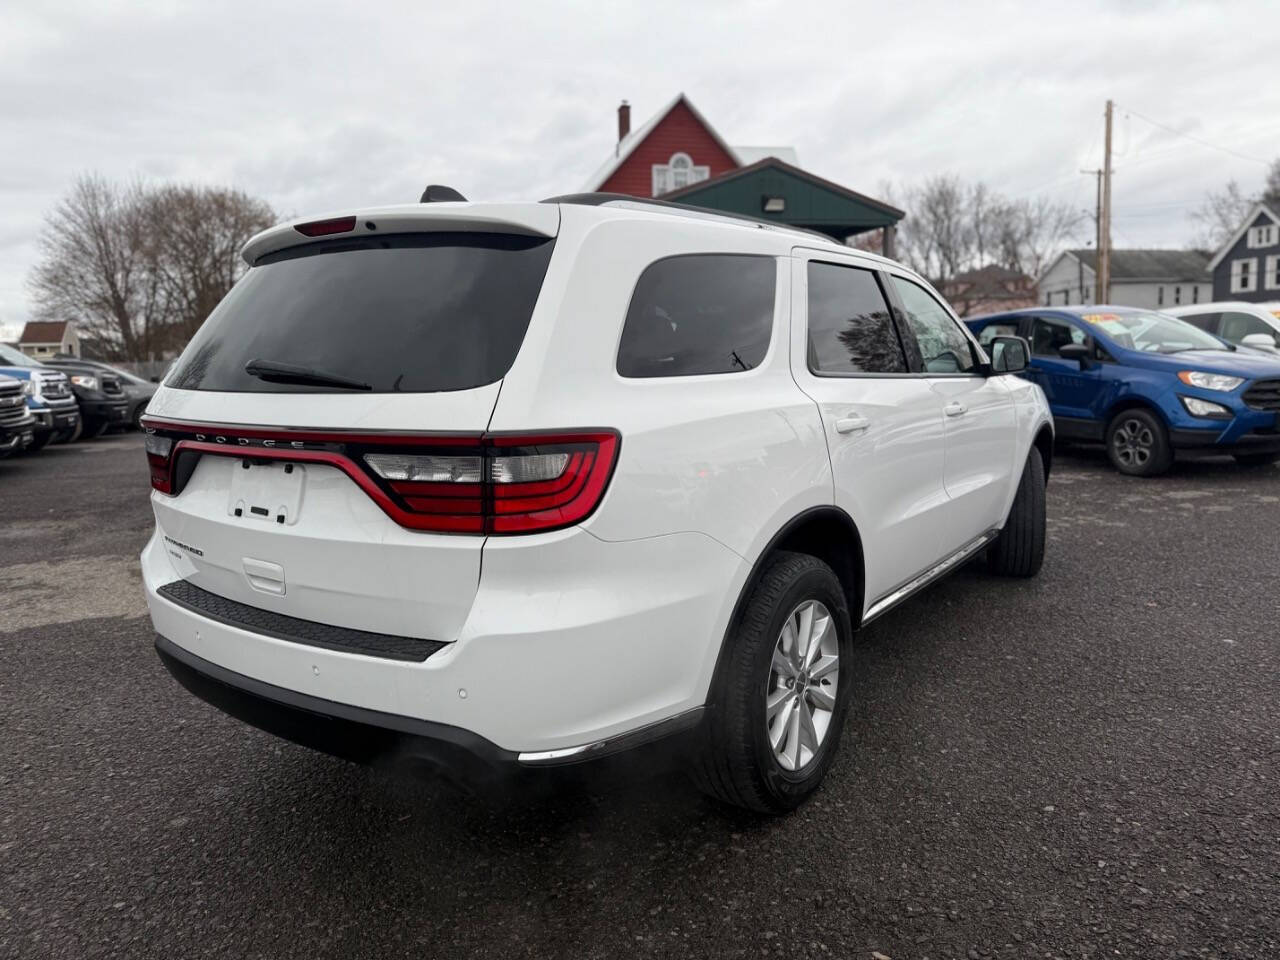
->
[[0, 342, 80, 451], [1163, 301, 1280, 355], [0, 373, 36, 456], [141, 196, 1052, 814], [38, 356, 130, 439], [966, 306, 1280, 475], [43, 355, 156, 428]]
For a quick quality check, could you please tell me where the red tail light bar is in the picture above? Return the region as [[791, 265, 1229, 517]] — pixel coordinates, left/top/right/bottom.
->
[[141, 418, 620, 536]]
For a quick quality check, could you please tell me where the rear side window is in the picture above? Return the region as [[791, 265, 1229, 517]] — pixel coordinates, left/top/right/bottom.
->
[[807, 262, 906, 374], [976, 322, 1019, 346], [167, 233, 554, 393], [617, 255, 775, 378], [1177, 312, 1220, 333]]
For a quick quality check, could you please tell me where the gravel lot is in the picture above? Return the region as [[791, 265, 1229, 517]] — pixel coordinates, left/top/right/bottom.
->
[[2, 433, 1277, 959]]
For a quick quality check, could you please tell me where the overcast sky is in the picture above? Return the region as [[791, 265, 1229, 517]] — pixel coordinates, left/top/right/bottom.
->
[[2, 0, 1277, 340]]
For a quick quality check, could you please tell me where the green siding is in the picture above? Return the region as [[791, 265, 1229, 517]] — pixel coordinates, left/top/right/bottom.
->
[[671, 165, 900, 239]]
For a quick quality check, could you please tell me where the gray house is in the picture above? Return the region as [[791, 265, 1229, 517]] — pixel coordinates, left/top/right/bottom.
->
[[1206, 202, 1280, 302], [1037, 249, 1212, 310]]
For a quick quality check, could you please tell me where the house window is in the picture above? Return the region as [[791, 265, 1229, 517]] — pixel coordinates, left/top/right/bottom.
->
[[651, 152, 709, 196], [1174, 286, 1181, 305], [1157, 286, 1164, 306], [1266, 255, 1280, 290], [1231, 258, 1258, 293], [1044, 291, 1051, 306], [1248, 223, 1278, 248], [1193, 286, 1199, 304]]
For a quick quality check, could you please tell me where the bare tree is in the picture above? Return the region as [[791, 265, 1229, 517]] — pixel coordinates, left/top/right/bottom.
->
[[1190, 179, 1255, 249], [144, 185, 275, 345], [28, 176, 275, 361], [29, 176, 168, 360]]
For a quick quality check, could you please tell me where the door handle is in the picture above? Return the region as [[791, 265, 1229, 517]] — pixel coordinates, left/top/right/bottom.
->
[[944, 401, 966, 417], [834, 415, 870, 434]]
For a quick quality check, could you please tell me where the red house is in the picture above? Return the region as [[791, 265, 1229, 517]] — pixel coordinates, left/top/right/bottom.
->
[[578, 94, 902, 251]]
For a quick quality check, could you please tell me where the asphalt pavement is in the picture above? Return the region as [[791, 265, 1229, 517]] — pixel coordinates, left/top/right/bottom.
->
[[2, 433, 1277, 959]]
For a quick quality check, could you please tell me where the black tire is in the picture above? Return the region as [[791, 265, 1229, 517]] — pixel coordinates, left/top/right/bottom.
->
[[693, 552, 854, 814], [987, 447, 1046, 578], [1105, 408, 1172, 477], [59, 421, 81, 444], [1233, 452, 1280, 467], [131, 403, 147, 430], [25, 432, 52, 453], [79, 419, 109, 441]]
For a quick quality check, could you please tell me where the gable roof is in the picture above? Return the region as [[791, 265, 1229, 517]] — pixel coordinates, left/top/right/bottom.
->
[[733, 146, 799, 166], [19, 321, 69, 344], [947, 264, 1033, 292], [580, 93, 742, 193], [1207, 201, 1280, 270], [1043, 249, 1210, 284], [658, 155, 904, 222]]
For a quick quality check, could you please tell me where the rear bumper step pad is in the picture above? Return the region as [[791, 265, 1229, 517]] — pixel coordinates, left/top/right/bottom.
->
[[156, 579, 446, 663]]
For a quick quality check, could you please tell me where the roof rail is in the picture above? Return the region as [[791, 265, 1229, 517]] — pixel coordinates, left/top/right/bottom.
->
[[541, 192, 833, 243]]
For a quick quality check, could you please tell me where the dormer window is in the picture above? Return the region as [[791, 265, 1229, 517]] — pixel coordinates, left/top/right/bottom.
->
[[652, 152, 709, 196], [1247, 222, 1278, 248]]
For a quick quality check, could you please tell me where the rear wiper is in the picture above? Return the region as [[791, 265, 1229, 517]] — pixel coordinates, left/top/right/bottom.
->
[[244, 359, 371, 391]]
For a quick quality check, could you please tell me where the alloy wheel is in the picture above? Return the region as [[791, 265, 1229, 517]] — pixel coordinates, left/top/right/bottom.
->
[[1112, 418, 1154, 468], [766, 599, 839, 772]]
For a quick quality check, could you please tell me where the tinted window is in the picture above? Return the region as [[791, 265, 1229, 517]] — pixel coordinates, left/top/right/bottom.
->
[[617, 255, 775, 378], [889, 276, 977, 373], [1177, 312, 1220, 333], [167, 233, 554, 393], [806, 262, 906, 374], [1029, 316, 1086, 356], [1220, 311, 1274, 342]]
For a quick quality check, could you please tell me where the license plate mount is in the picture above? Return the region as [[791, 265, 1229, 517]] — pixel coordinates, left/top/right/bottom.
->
[[227, 459, 306, 526]]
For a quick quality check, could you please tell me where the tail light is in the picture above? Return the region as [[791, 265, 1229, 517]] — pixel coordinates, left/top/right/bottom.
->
[[142, 421, 619, 536]]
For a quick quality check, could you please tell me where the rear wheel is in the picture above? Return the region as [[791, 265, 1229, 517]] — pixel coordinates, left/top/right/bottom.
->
[[1106, 409, 1172, 477], [988, 447, 1046, 578], [1233, 452, 1279, 467], [693, 552, 854, 814]]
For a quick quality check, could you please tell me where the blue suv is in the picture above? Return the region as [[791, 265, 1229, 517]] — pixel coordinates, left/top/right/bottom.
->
[[966, 306, 1280, 475]]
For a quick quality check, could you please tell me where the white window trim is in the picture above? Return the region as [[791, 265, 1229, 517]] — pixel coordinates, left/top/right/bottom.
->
[[651, 151, 710, 197], [1231, 257, 1258, 293], [1266, 254, 1280, 291], [1247, 223, 1278, 249]]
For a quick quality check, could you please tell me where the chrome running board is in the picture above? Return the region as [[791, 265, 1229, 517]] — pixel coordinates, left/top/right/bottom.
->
[[861, 529, 999, 627]]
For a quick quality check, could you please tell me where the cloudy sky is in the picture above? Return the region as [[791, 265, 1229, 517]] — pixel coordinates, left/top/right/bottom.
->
[[2, 0, 1277, 340]]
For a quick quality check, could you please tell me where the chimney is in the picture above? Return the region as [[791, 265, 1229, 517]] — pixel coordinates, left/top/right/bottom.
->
[[617, 100, 631, 143]]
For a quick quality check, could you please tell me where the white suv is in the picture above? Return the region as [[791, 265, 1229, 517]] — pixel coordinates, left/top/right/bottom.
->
[[141, 195, 1053, 813]]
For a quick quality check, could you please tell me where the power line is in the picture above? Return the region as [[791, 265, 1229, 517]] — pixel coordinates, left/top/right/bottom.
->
[[1119, 105, 1271, 166]]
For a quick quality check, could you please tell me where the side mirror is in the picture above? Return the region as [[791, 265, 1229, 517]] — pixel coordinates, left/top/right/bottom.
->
[[988, 335, 1030, 374], [1058, 342, 1092, 366], [1241, 332, 1279, 351]]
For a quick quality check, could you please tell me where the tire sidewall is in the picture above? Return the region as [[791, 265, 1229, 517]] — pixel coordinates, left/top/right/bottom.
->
[[745, 564, 854, 807], [1106, 408, 1169, 476]]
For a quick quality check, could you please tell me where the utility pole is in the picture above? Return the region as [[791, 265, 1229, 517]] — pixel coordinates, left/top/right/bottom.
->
[[1099, 99, 1114, 304]]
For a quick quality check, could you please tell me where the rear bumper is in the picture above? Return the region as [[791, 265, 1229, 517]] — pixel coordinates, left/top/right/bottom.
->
[[142, 522, 744, 758]]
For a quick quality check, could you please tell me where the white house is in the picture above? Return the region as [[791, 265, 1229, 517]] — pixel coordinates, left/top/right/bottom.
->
[[18, 320, 80, 359], [1038, 249, 1211, 310]]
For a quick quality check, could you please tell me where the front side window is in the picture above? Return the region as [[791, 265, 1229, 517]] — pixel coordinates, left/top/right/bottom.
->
[[977, 322, 1019, 347], [1029, 316, 1086, 356], [167, 233, 554, 393], [806, 262, 906, 374], [1220, 311, 1275, 342], [889, 276, 977, 373], [617, 255, 775, 378]]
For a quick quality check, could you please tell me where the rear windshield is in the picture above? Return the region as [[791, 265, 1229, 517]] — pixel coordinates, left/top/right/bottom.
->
[[167, 233, 554, 393]]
